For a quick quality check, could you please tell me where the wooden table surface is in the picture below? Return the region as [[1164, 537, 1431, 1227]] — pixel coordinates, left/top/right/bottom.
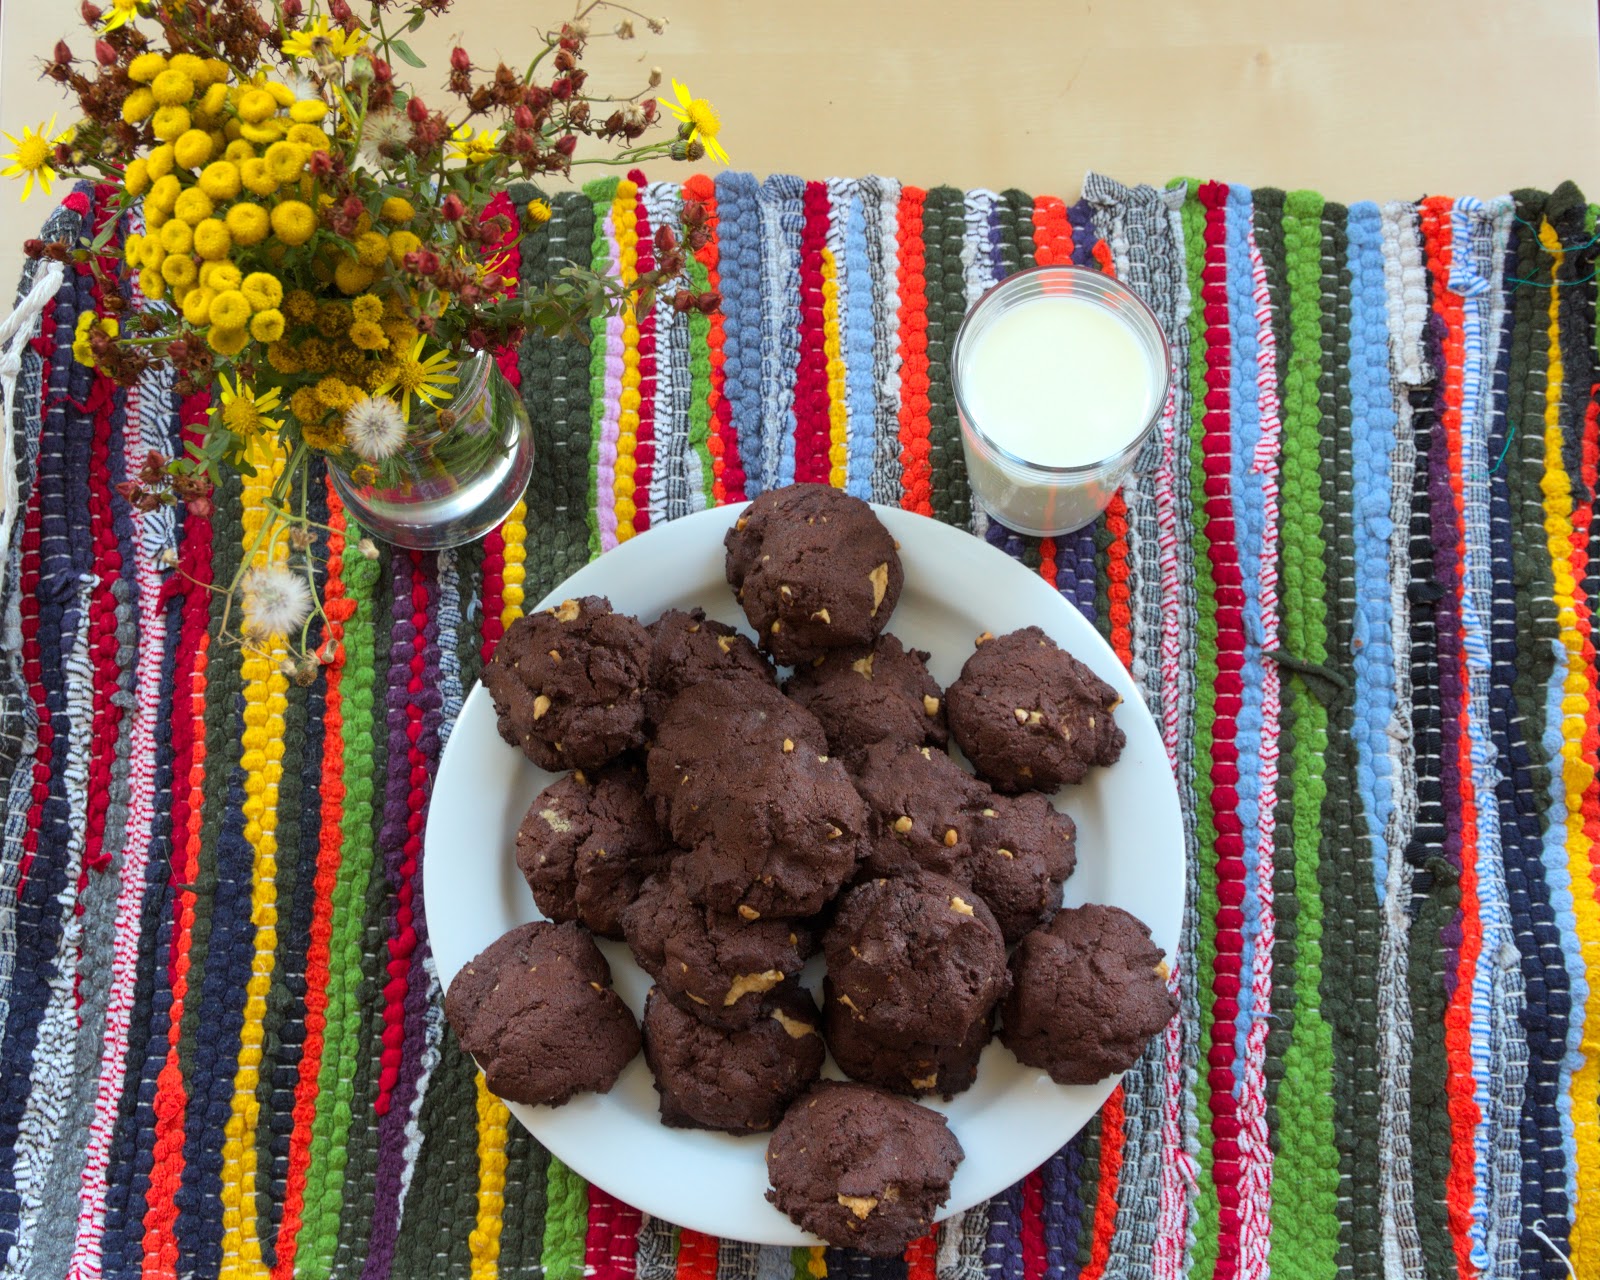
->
[[3, 0, 1597, 294]]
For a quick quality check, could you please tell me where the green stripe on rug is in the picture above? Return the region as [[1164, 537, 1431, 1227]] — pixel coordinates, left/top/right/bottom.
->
[[586, 178, 620, 559], [541, 1152, 589, 1280], [1269, 189, 1341, 1280], [300, 527, 381, 1280], [921, 185, 971, 528]]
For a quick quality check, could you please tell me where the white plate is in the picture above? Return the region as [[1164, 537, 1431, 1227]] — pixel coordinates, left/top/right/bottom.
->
[[426, 502, 1185, 1247]]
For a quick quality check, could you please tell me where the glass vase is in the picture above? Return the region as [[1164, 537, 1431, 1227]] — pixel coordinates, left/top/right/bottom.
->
[[327, 349, 535, 550]]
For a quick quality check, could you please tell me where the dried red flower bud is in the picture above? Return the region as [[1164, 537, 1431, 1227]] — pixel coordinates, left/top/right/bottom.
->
[[440, 192, 465, 221], [94, 39, 116, 65], [696, 291, 721, 314], [559, 34, 580, 51], [450, 45, 472, 71], [102, 293, 127, 314], [282, 0, 303, 18], [308, 149, 335, 178], [568, 68, 586, 91], [682, 200, 706, 228], [45, 243, 71, 263], [688, 227, 709, 251], [654, 225, 676, 253], [554, 48, 576, 72], [22, 239, 44, 260], [405, 249, 440, 276], [567, 101, 588, 125], [549, 77, 572, 101], [642, 99, 658, 123], [467, 327, 488, 348], [167, 339, 189, 362], [406, 95, 428, 122], [416, 313, 437, 334], [554, 133, 578, 157], [341, 193, 364, 221], [513, 104, 535, 130], [80, 0, 101, 25], [672, 290, 693, 313], [373, 57, 393, 82], [327, 0, 353, 24], [524, 85, 550, 111], [186, 496, 213, 519], [603, 110, 624, 135]]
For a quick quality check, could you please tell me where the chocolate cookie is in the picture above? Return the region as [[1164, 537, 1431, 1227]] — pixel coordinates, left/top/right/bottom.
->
[[851, 740, 992, 883], [945, 626, 1125, 793], [724, 484, 904, 666], [515, 764, 671, 940], [766, 1080, 963, 1255], [823, 871, 1009, 1045], [644, 607, 775, 724], [968, 792, 1078, 943], [647, 680, 866, 917], [1000, 903, 1177, 1085], [642, 982, 825, 1132], [482, 596, 651, 771], [443, 921, 639, 1108], [622, 871, 816, 1030], [784, 634, 947, 764], [824, 977, 991, 1100]]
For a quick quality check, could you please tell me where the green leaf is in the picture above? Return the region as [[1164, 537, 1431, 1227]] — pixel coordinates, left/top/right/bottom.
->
[[390, 38, 425, 67], [405, 9, 425, 31]]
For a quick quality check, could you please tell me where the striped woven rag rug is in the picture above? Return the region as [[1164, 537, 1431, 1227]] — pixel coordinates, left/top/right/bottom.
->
[[2, 170, 1598, 1279]]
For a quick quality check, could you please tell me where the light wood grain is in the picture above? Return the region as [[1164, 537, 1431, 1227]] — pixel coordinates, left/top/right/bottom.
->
[[3, 0, 1597, 291]]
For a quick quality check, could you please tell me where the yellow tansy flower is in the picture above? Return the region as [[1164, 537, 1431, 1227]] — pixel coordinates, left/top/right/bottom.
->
[[288, 387, 323, 424], [150, 105, 191, 142], [269, 200, 316, 246], [158, 219, 193, 254], [172, 129, 213, 170], [236, 88, 277, 124], [200, 261, 242, 292], [240, 158, 277, 198], [209, 289, 250, 330], [150, 69, 195, 106], [354, 232, 389, 269], [172, 188, 214, 226], [241, 272, 283, 312], [283, 290, 317, 324], [333, 259, 374, 296], [314, 375, 357, 410], [144, 144, 174, 180], [351, 295, 383, 323], [314, 302, 348, 337], [181, 286, 214, 325], [298, 338, 331, 372], [123, 158, 150, 197], [266, 343, 300, 374], [223, 138, 255, 163], [380, 196, 415, 224], [249, 309, 286, 343], [147, 174, 180, 214], [121, 89, 156, 125], [240, 120, 287, 147], [127, 53, 167, 82], [300, 415, 347, 452], [526, 198, 552, 224], [205, 326, 246, 360], [197, 160, 241, 201], [137, 267, 166, 301], [193, 218, 231, 260], [386, 230, 421, 268], [169, 53, 207, 82], [348, 320, 388, 351], [224, 203, 268, 247], [286, 124, 328, 150], [289, 99, 328, 124], [160, 255, 196, 288], [264, 141, 306, 185]]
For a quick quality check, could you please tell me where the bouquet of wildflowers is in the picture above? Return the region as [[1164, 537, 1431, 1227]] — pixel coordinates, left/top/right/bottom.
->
[[9, 0, 726, 669]]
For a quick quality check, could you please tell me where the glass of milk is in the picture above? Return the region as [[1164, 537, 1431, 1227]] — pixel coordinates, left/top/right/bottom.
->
[[952, 265, 1169, 536]]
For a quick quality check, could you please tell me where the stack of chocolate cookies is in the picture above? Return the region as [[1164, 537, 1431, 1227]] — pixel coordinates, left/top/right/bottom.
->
[[446, 483, 1177, 1255]]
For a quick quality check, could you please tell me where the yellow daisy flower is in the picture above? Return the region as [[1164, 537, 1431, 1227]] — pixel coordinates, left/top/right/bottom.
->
[[99, 0, 142, 33], [448, 125, 502, 166], [2, 118, 71, 202], [281, 16, 367, 62], [374, 336, 459, 421], [657, 79, 728, 164], [208, 372, 284, 465]]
